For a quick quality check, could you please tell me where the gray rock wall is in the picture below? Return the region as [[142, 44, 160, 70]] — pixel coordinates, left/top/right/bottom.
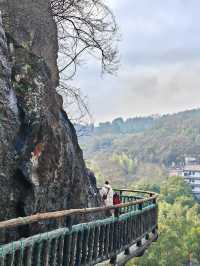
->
[[0, 12, 20, 226], [0, 0, 59, 87], [0, 1, 100, 243]]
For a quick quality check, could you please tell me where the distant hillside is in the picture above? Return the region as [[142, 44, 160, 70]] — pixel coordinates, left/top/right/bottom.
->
[[79, 108, 200, 186], [75, 115, 157, 138], [94, 116, 157, 134]]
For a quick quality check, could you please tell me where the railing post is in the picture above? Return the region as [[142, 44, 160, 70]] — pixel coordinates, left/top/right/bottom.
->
[[137, 239, 142, 247], [136, 203, 143, 248], [139, 202, 143, 211], [124, 248, 130, 255], [150, 193, 157, 205], [63, 215, 74, 266], [145, 233, 149, 240], [152, 227, 158, 242], [110, 207, 119, 265], [152, 203, 158, 242], [114, 207, 119, 218], [66, 215, 73, 231], [119, 191, 123, 212]]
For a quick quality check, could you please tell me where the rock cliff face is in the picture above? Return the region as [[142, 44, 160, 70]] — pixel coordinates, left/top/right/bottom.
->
[[0, 0, 59, 86], [0, 0, 99, 242]]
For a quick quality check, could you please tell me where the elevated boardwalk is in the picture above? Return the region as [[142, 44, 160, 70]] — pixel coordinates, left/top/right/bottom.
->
[[0, 189, 158, 266]]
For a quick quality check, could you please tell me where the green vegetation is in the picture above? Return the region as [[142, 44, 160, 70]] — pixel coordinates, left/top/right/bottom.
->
[[111, 153, 136, 176], [79, 110, 200, 265], [80, 109, 200, 186], [94, 116, 155, 135], [127, 176, 200, 266]]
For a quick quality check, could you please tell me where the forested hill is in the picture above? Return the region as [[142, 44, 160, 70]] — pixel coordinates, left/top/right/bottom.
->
[[79, 108, 200, 186], [94, 116, 156, 134]]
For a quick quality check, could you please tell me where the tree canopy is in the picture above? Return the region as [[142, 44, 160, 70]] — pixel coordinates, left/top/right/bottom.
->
[[127, 176, 200, 266]]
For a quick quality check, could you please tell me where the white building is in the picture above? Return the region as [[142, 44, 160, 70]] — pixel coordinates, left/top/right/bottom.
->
[[182, 165, 200, 200], [169, 168, 183, 177], [185, 156, 199, 165]]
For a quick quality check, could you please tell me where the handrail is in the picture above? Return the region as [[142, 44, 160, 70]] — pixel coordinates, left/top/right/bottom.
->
[[99, 187, 158, 196], [113, 188, 158, 195], [0, 190, 158, 230], [0, 189, 158, 266]]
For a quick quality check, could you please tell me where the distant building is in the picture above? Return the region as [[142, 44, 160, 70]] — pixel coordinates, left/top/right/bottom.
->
[[169, 168, 183, 177], [169, 156, 200, 201], [169, 166, 200, 201], [182, 165, 200, 200], [185, 156, 199, 165]]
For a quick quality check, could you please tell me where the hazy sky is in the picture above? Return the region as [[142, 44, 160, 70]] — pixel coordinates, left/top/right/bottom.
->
[[69, 0, 200, 123]]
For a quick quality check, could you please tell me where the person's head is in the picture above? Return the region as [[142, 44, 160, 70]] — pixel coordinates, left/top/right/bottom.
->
[[105, 180, 109, 185]]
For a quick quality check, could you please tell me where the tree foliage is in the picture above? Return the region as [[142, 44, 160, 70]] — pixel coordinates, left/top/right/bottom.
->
[[127, 176, 200, 266], [161, 175, 193, 204], [80, 109, 200, 183], [111, 153, 136, 176]]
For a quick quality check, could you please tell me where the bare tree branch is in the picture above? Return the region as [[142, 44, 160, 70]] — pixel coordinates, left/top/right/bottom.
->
[[50, 0, 118, 133], [51, 0, 119, 76], [58, 82, 94, 136]]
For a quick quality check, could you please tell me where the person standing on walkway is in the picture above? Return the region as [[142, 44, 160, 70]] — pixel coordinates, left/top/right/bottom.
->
[[113, 192, 121, 205], [100, 181, 113, 207]]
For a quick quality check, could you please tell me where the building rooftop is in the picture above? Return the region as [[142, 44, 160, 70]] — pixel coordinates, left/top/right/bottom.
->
[[184, 165, 200, 172]]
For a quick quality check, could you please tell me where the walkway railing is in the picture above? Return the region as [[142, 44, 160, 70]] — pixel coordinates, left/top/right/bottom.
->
[[0, 189, 158, 266]]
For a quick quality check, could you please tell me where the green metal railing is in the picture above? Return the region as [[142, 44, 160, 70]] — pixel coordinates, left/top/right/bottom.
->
[[0, 189, 158, 266]]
